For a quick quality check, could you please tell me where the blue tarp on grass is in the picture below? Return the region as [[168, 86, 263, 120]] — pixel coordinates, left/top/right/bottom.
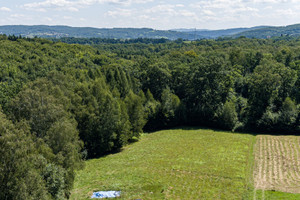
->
[[91, 191, 121, 198]]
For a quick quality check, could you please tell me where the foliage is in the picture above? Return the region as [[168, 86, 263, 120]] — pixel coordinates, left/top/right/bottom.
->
[[159, 88, 181, 127], [0, 35, 300, 198], [0, 110, 50, 199], [124, 90, 147, 135], [220, 100, 238, 131]]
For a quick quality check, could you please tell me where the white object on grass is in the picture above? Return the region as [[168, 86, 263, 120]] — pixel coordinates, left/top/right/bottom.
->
[[91, 191, 121, 198]]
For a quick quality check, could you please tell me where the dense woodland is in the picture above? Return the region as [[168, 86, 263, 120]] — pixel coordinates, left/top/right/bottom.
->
[[0, 35, 299, 199]]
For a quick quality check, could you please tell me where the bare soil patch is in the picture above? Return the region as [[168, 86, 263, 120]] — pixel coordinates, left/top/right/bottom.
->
[[253, 135, 300, 193]]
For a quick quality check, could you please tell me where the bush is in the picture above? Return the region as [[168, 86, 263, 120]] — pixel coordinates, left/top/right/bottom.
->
[[220, 100, 238, 131]]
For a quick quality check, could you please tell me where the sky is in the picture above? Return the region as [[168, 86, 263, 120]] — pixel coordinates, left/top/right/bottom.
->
[[0, 0, 300, 30]]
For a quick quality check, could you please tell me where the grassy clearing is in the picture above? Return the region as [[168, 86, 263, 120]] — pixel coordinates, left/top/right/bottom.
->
[[71, 128, 300, 199], [71, 128, 254, 199]]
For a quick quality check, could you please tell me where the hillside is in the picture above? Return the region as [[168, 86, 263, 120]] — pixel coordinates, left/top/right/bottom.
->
[[234, 24, 300, 38], [0, 25, 201, 40], [173, 26, 269, 39], [1, 24, 300, 39]]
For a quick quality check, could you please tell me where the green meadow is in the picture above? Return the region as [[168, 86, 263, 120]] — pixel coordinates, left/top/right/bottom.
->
[[71, 128, 300, 199], [71, 128, 253, 199]]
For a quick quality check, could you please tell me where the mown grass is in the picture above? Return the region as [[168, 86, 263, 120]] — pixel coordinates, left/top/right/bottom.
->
[[71, 128, 254, 199], [252, 190, 300, 200]]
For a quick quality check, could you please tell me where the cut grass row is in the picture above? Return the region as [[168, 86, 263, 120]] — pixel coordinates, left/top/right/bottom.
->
[[253, 135, 300, 193], [252, 135, 300, 200]]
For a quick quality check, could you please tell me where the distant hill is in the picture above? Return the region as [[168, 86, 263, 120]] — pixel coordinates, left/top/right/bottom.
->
[[233, 24, 300, 38], [0, 25, 202, 40], [1, 24, 300, 40], [172, 26, 269, 39]]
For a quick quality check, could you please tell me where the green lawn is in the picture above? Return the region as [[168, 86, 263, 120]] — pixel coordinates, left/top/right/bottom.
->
[[70, 128, 300, 199], [252, 190, 300, 200]]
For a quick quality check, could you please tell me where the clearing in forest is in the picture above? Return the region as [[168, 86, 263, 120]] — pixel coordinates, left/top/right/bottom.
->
[[71, 129, 300, 199], [71, 128, 254, 200], [253, 135, 300, 194]]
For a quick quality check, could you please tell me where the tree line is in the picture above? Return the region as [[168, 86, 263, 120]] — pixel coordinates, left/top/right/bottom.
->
[[0, 35, 299, 199]]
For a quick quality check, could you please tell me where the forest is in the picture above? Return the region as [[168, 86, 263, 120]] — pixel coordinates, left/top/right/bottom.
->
[[0, 35, 299, 199]]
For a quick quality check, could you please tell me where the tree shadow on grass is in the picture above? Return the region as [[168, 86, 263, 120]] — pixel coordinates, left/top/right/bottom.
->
[[159, 125, 300, 137]]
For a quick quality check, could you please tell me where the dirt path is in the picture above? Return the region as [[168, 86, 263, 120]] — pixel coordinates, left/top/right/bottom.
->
[[253, 135, 300, 193]]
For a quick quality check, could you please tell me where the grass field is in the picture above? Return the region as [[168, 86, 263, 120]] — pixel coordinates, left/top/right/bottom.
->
[[70, 128, 300, 200]]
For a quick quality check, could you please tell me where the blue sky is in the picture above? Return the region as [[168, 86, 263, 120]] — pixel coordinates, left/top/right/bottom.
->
[[0, 0, 300, 30]]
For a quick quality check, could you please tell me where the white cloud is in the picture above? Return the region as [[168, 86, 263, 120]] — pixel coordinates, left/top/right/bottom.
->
[[175, 4, 185, 8], [63, 16, 73, 19], [275, 8, 297, 15], [34, 8, 48, 12], [23, 0, 83, 11], [192, 0, 259, 17], [191, 0, 232, 10], [139, 14, 156, 20], [10, 14, 25, 18], [253, 0, 290, 3], [264, 5, 273, 9], [6, 14, 33, 23], [0, 7, 11, 12], [106, 8, 133, 17], [23, 0, 154, 12], [202, 9, 215, 16], [146, 4, 177, 15], [67, 7, 79, 11], [2, 0, 299, 30], [45, 17, 53, 22], [179, 10, 197, 17], [234, 6, 259, 12]]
